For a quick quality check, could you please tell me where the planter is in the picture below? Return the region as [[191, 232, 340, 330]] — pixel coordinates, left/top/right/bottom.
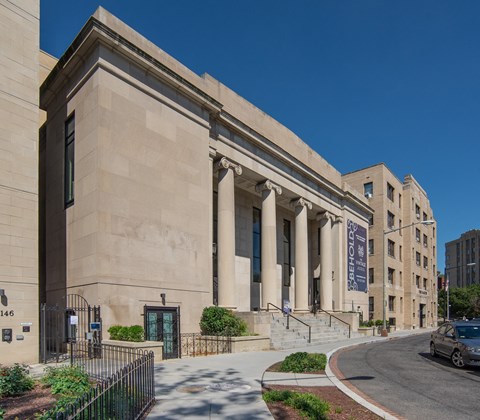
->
[[102, 339, 164, 361]]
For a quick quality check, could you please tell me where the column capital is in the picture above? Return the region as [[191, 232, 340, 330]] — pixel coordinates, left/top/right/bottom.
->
[[256, 180, 282, 195], [334, 215, 343, 224], [316, 211, 334, 222], [290, 197, 312, 210], [215, 157, 242, 175]]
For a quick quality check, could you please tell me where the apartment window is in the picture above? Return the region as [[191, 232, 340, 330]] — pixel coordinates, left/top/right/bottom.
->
[[252, 208, 261, 283], [423, 234, 428, 248], [399, 270, 403, 286], [368, 214, 374, 227], [65, 114, 75, 207], [416, 252, 421, 266], [387, 211, 395, 229], [369, 268, 374, 284], [398, 193, 402, 208], [400, 297, 403, 313], [415, 204, 421, 219], [415, 228, 420, 242], [399, 219, 402, 236], [389, 317, 396, 326], [364, 182, 373, 198], [423, 278, 427, 290], [369, 297, 374, 313], [387, 183, 394, 202], [388, 268, 395, 285], [283, 220, 291, 287], [423, 212, 428, 221], [423, 256, 428, 270], [388, 239, 395, 257], [399, 245, 403, 261], [369, 239, 374, 255], [433, 246, 435, 257], [416, 275, 420, 288], [388, 295, 395, 311], [433, 227, 435, 238]]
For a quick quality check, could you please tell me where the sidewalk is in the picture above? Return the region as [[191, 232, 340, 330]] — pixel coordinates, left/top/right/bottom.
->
[[146, 328, 433, 419]]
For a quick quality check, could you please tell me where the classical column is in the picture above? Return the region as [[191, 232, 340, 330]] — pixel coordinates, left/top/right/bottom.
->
[[291, 198, 312, 312], [318, 211, 333, 311], [216, 157, 242, 309], [256, 180, 282, 310]]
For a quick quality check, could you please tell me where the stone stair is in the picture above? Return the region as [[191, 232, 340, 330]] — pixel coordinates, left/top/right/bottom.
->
[[269, 312, 356, 350]]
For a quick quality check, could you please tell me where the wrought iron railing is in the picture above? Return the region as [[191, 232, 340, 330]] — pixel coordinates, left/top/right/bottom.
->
[[53, 343, 155, 419], [180, 333, 232, 357], [267, 303, 311, 343]]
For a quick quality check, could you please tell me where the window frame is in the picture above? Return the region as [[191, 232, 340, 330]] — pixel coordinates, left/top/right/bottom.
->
[[64, 113, 75, 208]]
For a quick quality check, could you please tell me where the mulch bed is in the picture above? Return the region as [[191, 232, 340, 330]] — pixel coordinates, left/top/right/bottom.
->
[[0, 383, 56, 420]]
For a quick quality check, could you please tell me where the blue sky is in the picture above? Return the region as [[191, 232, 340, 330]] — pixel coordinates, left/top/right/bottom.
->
[[40, 1, 480, 271]]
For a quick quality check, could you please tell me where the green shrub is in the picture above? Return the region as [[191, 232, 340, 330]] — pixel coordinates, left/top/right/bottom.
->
[[279, 352, 327, 373], [0, 406, 5, 419], [37, 365, 93, 419], [0, 364, 34, 397], [108, 325, 144, 342], [199, 306, 248, 336], [263, 390, 330, 419], [41, 365, 91, 397]]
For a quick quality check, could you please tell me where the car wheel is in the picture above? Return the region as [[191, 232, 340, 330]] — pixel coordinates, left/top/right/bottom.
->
[[430, 342, 438, 357], [451, 349, 465, 368]]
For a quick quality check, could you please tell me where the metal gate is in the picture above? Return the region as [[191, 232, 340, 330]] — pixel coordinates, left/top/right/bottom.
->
[[40, 294, 101, 363]]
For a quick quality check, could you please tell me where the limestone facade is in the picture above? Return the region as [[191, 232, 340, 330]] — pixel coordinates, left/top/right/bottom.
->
[[0, 0, 39, 364], [343, 164, 437, 329], [40, 7, 372, 336]]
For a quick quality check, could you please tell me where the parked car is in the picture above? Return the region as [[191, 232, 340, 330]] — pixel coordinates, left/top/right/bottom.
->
[[430, 320, 480, 368]]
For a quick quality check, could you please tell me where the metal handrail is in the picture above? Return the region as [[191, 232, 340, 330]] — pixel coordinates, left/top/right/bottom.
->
[[267, 303, 311, 343], [315, 307, 351, 338]]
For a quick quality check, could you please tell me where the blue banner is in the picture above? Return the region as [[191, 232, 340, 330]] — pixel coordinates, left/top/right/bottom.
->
[[347, 220, 367, 292]]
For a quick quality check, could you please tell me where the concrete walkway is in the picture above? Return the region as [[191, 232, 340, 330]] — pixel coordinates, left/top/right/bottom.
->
[[147, 328, 434, 419]]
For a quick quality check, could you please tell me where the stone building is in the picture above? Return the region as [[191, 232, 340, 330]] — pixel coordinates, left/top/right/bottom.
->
[[343, 164, 437, 329], [39, 7, 372, 346], [445, 230, 480, 288], [0, 0, 39, 364]]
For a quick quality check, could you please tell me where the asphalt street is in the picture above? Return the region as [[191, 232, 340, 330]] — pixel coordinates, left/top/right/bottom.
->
[[336, 333, 480, 420]]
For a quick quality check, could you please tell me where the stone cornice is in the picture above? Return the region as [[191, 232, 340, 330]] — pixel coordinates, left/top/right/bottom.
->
[[41, 17, 223, 113], [256, 180, 282, 195]]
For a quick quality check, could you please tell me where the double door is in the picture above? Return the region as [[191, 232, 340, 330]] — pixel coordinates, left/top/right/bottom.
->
[[144, 306, 180, 359]]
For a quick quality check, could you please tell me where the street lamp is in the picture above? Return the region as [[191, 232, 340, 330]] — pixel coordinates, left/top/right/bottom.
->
[[445, 262, 476, 320], [382, 219, 435, 337]]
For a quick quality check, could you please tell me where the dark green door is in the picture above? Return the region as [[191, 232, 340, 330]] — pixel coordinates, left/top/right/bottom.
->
[[144, 306, 180, 359]]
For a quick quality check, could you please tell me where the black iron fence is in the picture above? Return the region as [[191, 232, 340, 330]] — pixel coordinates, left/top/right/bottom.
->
[[180, 333, 231, 357], [44, 343, 154, 419]]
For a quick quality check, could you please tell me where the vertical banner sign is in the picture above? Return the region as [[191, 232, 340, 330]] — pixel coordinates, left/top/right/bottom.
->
[[347, 220, 367, 292]]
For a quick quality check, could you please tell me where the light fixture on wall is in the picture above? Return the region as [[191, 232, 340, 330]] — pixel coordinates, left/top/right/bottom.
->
[[160, 293, 166, 305]]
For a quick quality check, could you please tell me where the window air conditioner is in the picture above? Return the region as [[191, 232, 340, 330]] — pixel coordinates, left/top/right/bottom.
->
[[365, 193, 373, 199]]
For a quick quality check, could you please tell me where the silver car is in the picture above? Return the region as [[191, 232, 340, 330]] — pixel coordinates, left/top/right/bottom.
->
[[430, 321, 480, 368]]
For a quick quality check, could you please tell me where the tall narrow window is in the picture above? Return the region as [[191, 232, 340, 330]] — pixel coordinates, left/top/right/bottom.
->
[[252, 208, 261, 283], [387, 183, 394, 202], [387, 211, 395, 229], [283, 219, 291, 287], [369, 239, 374, 255], [369, 268, 374, 284], [364, 182, 373, 198], [388, 239, 395, 257], [65, 114, 75, 207]]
